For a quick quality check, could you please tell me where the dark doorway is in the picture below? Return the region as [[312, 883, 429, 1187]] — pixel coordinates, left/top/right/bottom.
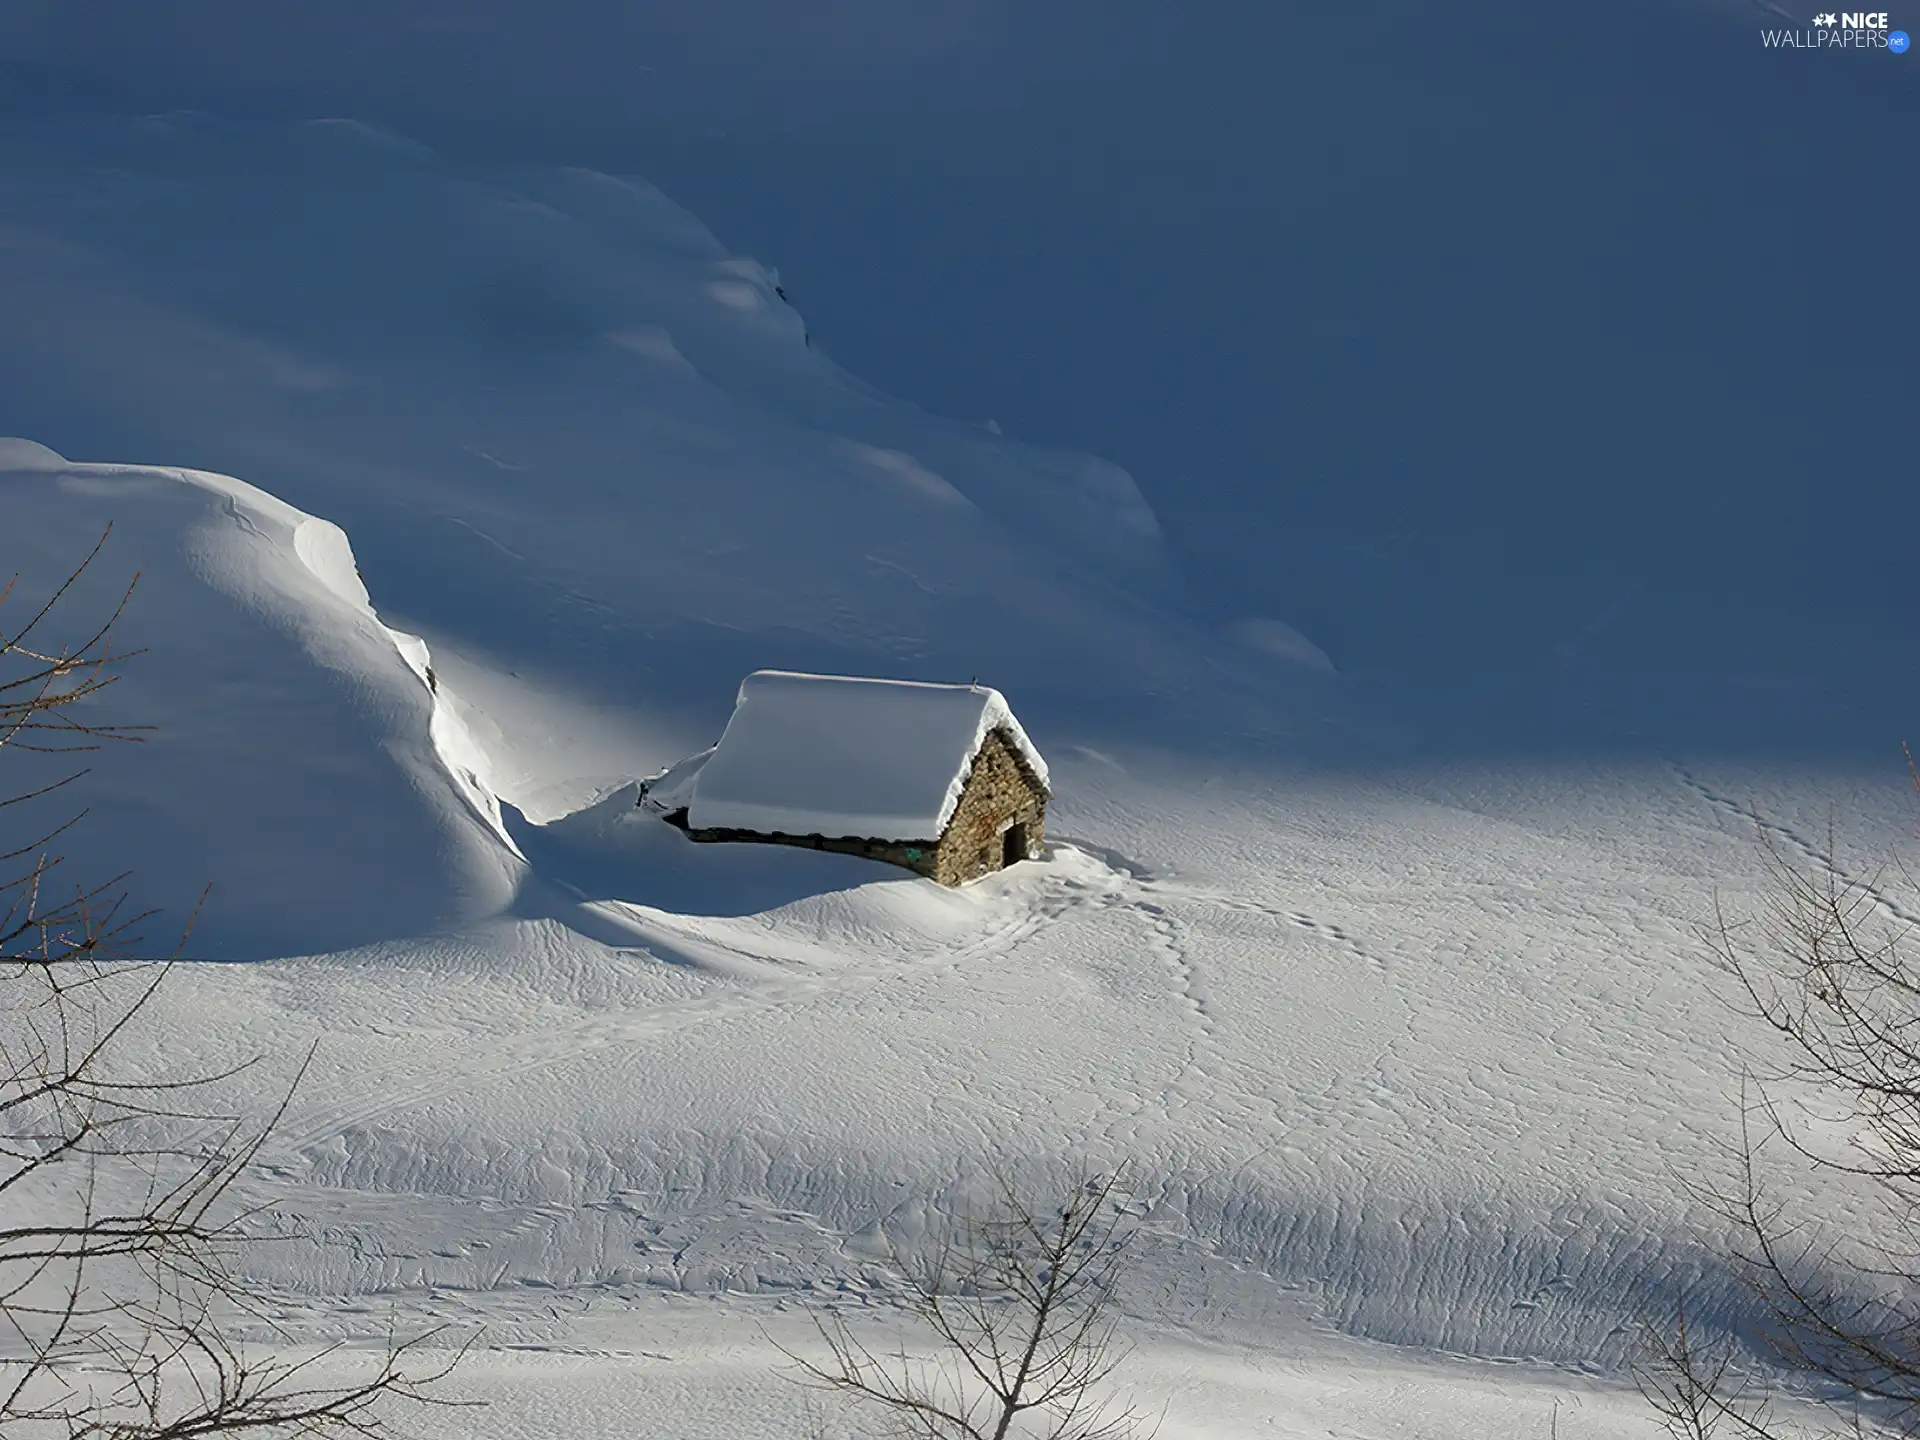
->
[[1001, 823, 1028, 869]]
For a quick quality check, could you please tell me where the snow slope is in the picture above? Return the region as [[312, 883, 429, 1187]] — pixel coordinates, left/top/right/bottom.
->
[[1, 453, 520, 956], [0, 118, 1201, 706], [0, 121, 1906, 1436]]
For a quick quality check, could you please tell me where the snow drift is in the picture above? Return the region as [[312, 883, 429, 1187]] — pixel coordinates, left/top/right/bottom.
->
[[0, 450, 521, 957], [0, 120, 1266, 791], [0, 120, 1894, 1438]]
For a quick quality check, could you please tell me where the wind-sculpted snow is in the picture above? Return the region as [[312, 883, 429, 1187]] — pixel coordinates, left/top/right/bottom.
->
[[1, 121, 1905, 1435], [122, 735, 1893, 1381], [0, 120, 1231, 762], [0, 453, 521, 956]]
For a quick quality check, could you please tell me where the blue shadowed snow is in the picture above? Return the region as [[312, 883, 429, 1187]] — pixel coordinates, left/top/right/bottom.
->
[[1, 10, 1915, 1433], [3, 0, 1915, 759]]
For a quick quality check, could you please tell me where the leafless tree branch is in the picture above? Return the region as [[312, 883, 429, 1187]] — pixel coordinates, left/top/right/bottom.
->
[[779, 1166, 1156, 1440], [0, 534, 460, 1436], [1647, 773, 1920, 1437]]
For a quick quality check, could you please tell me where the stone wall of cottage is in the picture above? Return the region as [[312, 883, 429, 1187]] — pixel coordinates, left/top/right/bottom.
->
[[930, 727, 1048, 886], [675, 726, 1048, 887], [682, 824, 944, 878]]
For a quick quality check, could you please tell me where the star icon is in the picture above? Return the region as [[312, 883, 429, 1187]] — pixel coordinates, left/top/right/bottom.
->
[[1812, 12, 1837, 23]]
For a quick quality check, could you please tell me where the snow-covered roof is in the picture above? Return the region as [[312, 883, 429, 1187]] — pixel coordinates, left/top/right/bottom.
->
[[685, 671, 1048, 842]]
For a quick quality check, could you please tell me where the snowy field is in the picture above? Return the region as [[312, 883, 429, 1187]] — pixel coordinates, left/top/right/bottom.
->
[[1, 119, 1908, 1436]]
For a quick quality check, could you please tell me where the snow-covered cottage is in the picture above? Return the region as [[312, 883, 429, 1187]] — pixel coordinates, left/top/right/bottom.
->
[[652, 671, 1049, 886]]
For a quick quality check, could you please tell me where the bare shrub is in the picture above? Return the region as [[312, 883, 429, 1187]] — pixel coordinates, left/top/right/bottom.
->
[[1644, 765, 1920, 1438], [1, 530, 457, 1436], [783, 1167, 1155, 1440]]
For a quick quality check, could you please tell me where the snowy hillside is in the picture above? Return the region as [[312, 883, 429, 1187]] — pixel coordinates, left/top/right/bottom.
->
[[4, 453, 520, 955], [0, 121, 1906, 1437]]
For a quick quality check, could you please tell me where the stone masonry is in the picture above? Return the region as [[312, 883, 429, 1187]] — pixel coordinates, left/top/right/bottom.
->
[[928, 726, 1048, 886], [674, 725, 1048, 887]]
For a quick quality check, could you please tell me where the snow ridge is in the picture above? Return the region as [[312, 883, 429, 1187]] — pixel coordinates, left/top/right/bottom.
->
[[1, 450, 524, 956]]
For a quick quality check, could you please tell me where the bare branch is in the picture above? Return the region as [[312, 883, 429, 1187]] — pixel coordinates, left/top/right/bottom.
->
[[1663, 776, 1920, 1437], [1, 534, 459, 1436], [780, 1166, 1155, 1440]]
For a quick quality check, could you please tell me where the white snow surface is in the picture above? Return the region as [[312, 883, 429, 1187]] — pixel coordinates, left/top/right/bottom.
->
[[685, 670, 1047, 841], [0, 459, 522, 955], [0, 122, 1903, 1436]]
